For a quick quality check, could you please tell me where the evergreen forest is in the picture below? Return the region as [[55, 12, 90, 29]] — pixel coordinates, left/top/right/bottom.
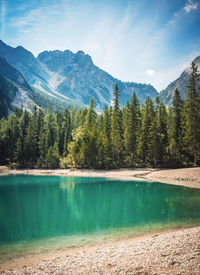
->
[[0, 62, 200, 169]]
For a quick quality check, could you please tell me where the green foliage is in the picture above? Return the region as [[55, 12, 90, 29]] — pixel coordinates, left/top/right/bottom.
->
[[29, 88, 81, 112], [46, 144, 60, 169], [169, 89, 184, 162], [139, 97, 155, 165], [184, 62, 200, 164], [1, 66, 200, 169], [111, 84, 123, 165], [123, 93, 141, 166]]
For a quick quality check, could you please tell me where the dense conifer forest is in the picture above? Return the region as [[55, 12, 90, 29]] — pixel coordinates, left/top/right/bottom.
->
[[0, 62, 200, 169]]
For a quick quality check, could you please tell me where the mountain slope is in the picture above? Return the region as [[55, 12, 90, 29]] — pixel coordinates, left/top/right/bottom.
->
[[0, 74, 17, 117], [159, 55, 200, 104], [0, 40, 49, 87], [38, 50, 158, 109], [0, 56, 79, 117], [0, 56, 37, 117], [0, 40, 158, 110], [0, 56, 30, 90]]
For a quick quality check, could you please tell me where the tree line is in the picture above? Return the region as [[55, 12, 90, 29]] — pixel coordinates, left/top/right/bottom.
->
[[0, 62, 200, 169]]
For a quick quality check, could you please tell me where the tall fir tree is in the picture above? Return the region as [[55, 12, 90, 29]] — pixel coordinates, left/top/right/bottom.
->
[[123, 100, 132, 163], [111, 84, 123, 165], [130, 92, 141, 161], [139, 97, 155, 165], [63, 109, 72, 156], [100, 106, 112, 167], [185, 62, 200, 164], [169, 89, 184, 162]]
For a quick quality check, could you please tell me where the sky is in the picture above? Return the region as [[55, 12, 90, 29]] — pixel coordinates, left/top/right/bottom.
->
[[0, 0, 200, 91]]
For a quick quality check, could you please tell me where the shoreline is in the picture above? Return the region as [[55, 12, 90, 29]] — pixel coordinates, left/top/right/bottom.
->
[[0, 166, 200, 189], [1, 225, 200, 274], [0, 226, 184, 271], [1, 166, 200, 273]]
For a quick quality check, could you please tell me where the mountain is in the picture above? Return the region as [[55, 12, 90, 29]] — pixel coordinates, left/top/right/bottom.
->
[[0, 56, 30, 89], [0, 40, 49, 87], [0, 56, 37, 117], [37, 50, 158, 109], [0, 40, 158, 110], [0, 56, 83, 118], [159, 55, 200, 104]]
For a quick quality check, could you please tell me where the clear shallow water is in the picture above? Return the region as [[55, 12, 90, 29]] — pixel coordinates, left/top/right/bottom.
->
[[0, 175, 200, 258]]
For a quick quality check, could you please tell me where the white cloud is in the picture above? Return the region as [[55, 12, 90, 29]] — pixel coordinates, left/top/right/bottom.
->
[[0, 0, 6, 37], [146, 69, 156, 77], [184, 0, 198, 13]]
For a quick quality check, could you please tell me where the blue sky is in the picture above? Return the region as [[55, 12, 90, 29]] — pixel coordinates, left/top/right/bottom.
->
[[1, 0, 200, 91]]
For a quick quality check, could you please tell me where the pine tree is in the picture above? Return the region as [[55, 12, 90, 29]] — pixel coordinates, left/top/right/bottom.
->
[[185, 62, 200, 164], [7, 114, 20, 163], [130, 92, 140, 162], [85, 98, 97, 131], [139, 97, 155, 165], [169, 89, 184, 161], [98, 106, 112, 167], [81, 98, 98, 167], [63, 109, 72, 156], [46, 144, 60, 169], [44, 113, 58, 154], [111, 84, 123, 165], [14, 137, 23, 166], [24, 119, 38, 167], [123, 100, 132, 165]]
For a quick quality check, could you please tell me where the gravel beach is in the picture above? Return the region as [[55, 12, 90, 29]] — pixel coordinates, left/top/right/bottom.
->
[[0, 166, 200, 274], [1, 226, 200, 275]]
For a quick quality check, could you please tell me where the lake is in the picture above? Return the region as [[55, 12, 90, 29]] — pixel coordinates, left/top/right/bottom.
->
[[0, 175, 200, 261]]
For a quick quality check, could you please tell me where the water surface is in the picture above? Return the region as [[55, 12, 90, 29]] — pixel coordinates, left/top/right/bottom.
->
[[0, 175, 200, 259]]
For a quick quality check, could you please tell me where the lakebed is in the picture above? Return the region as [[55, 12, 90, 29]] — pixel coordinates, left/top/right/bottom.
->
[[0, 167, 200, 274]]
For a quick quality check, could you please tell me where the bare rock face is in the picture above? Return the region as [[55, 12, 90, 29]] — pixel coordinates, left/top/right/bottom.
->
[[38, 49, 158, 110], [0, 56, 36, 117], [0, 40, 158, 111], [159, 55, 200, 105]]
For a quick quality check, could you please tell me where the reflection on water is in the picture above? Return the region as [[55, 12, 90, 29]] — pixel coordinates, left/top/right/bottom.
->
[[0, 175, 200, 251]]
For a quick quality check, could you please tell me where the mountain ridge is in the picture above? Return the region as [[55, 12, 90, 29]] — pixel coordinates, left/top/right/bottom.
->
[[159, 55, 200, 104], [0, 56, 36, 117], [0, 40, 158, 110]]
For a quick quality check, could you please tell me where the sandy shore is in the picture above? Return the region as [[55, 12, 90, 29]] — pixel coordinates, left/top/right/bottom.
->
[[0, 166, 200, 189], [0, 166, 200, 274], [1, 226, 200, 274]]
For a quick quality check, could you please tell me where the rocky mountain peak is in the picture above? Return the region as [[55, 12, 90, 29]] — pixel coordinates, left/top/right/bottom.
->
[[0, 40, 159, 110], [73, 50, 93, 66], [15, 45, 36, 62], [76, 50, 85, 57], [193, 55, 200, 68]]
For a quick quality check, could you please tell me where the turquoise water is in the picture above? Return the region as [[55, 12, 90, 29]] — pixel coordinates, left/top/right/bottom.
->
[[0, 175, 200, 255]]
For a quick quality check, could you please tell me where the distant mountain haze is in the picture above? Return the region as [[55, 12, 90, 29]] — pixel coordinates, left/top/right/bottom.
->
[[0, 40, 199, 111], [159, 55, 200, 104], [0, 40, 158, 111]]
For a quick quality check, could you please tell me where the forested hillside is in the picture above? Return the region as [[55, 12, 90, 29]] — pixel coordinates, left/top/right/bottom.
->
[[0, 62, 200, 168]]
